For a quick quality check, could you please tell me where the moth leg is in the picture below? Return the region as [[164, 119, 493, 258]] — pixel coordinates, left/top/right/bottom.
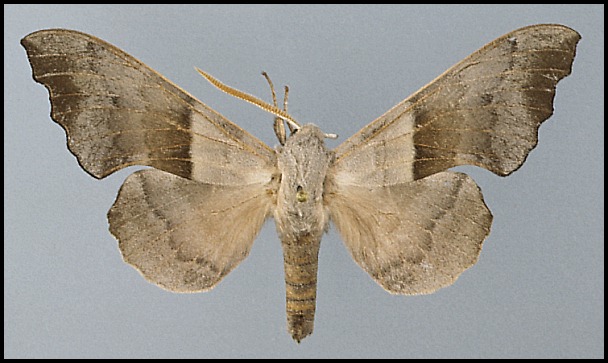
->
[[281, 85, 297, 134], [262, 71, 287, 145]]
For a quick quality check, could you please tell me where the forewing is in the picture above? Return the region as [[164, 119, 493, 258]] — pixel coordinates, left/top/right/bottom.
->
[[333, 24, 580, 188], [21, 29, 275, 186], [108, 169, 273, 292], [326, 171, 492, 294]]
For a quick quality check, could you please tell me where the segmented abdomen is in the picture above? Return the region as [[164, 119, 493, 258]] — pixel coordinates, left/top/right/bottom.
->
[[281, 233, 321, 343]]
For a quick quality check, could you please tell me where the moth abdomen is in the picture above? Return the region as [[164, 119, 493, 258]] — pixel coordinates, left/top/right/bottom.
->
[[281, 233, 321, 343]]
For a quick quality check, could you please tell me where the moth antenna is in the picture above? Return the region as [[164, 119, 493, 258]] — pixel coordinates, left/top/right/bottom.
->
[[196, 68, 301, 131]]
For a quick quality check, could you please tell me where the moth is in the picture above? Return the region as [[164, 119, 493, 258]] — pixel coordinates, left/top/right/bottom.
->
[[22, 24, 580, 342]]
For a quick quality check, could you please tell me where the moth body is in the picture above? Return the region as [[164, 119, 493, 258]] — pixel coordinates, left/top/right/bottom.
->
[[274, 124, 334, 342]]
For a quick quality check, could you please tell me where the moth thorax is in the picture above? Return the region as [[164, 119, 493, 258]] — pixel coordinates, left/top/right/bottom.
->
[[275, 124, 333, 239]]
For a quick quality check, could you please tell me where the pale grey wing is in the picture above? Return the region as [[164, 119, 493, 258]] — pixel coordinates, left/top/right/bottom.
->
[[108, 169, 273, 292], [22, 29, 277, 292], [333, 24, 580, 188], [21, 29, 275, 186], [326, 171, 492, 295]]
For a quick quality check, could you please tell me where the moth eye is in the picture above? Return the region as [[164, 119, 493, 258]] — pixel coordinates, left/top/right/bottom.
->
[[296, 185, 308, 203]]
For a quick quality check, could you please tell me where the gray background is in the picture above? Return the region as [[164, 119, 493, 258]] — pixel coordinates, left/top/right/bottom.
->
[[4, 4, 604, 358]]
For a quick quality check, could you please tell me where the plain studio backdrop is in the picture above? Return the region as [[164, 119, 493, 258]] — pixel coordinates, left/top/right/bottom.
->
[[4, 4, 604, 359]]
